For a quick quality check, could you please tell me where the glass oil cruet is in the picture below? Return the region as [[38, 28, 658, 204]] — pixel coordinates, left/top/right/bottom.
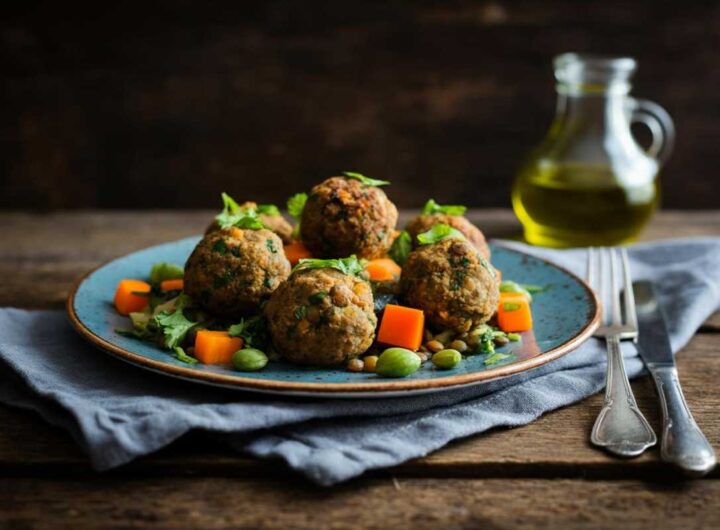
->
[[512, 53, 675, 247]]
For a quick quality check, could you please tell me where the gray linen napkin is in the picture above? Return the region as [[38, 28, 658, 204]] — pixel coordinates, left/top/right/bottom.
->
[[1, 238, 718, 485]]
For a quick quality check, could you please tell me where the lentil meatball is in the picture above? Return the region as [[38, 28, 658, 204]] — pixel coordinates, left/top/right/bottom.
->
[[406, 214, 490, 260], [185, 227, 290, 318], [206, 201, 294, 244], [401, 238, 499, 333], [264, 268, 377, 366], [300, 176, 398, 259]]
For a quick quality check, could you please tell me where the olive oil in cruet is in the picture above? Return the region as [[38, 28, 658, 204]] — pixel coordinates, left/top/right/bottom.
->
[[512, 54, 674, 247]]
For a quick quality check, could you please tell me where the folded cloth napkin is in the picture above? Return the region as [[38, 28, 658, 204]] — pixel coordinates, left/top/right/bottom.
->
[[1, 238, 719, 485]]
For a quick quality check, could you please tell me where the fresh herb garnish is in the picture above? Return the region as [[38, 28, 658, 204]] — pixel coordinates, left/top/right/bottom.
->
[[287, 192, 308, 238], [257, 204, 281, 216], [483, 352, 512, 366], [154, 309, 197, 349], [215, 192, 266, 230], [149, 262, 184, 287], [292, 255, 366, 277], [215, 192, 242, 228], [478, 326, 496, 354], [115, 327, 146, 339], [287, 193, 308, 222], [265, 238, 277, 254], [416, 224, 466, 246], [422, 199, 467, 216], [228, 315, 270, 348], [231, 209, 265, 230], [503, 302, 522, 312], [173, 346, 198, 365], [507, 332, 521, 342], [342, 171, 390, 187], [388, 230, 412, 266]]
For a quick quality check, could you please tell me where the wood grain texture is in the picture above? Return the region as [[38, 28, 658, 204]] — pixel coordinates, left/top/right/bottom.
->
[[1, 1, 720, 210], [2, 477, 719, 530]]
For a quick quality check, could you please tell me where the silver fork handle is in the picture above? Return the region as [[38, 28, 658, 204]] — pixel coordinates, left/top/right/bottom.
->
[[649, 365, 716, 476], [591, 336, 657, 456]]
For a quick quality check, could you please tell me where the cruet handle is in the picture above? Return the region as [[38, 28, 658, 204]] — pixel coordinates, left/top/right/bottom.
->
[[629, 98, 676, 165]]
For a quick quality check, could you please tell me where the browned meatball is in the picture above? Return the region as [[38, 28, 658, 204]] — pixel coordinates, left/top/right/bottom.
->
[[185, 227, 290, 318], [401, 238, 499, 333], [406, 214, 490, 260], [206, 201, 294, 244], [300, 176, 398, 259], [265, 268, 376, 366]]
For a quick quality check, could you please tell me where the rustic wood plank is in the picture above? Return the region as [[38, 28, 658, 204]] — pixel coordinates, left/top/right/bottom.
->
[[2, 1, 720, 211], [1, 333, 716, 480], [1, 476, 718, 530]]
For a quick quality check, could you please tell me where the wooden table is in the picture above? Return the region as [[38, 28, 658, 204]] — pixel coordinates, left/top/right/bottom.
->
[[1, 210, 718, 529]]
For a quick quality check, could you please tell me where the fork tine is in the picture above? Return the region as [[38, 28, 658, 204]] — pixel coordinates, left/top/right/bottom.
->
[[609, 248, 622, 326], [620, 247, 638, 333]]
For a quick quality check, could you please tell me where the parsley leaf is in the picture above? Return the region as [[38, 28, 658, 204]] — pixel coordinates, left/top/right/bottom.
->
[[388, 230, 412, 266], [154, 309, 197, 349], [287, 192, 307, 238], [483, 352, 512, 366], [221, 192, 243, 214], [503, 302, 522, 312], [287, 193, 308, 222], [257, 204, 281, 216], [173, 346, 198, 365], [416, 224, 466, 246], [422, 199, 467, 216], [215, 192, 266, 230], [342, 171, 390, 187], [292, 255, 366, 277], [149, 262, 184, 286], [228, 315, 270, 348]]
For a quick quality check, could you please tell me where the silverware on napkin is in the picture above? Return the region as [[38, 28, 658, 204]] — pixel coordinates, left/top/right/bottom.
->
[[633, 280, 717, 476], [587, 248, 656, 456]]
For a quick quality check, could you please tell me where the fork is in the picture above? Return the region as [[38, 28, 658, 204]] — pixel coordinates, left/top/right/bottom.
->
[[587, 247, 657, 457]]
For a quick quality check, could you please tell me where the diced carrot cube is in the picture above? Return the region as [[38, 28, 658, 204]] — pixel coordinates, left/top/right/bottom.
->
[[365, 258, 402, 282], [114, 279, 151, 315], [194, 330, 243, 364], [377, 304, 425, 351], [497, 292, 533, 332]]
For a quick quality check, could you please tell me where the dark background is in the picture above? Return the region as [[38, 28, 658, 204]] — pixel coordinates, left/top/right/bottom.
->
[[1, 0, 719, 211]]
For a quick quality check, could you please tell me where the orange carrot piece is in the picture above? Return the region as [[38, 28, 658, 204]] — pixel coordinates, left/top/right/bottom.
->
[[377, 304, 425, 351], [160, 278, 184, 292], [194, 331, 244, 365], [497, 292, 533, 332], [114, 279, 151, 315], [284, 241, 313, 266], [365, 258, 402, 282]]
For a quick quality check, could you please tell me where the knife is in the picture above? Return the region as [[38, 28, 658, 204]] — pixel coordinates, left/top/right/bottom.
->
[[633, 280, 716, 476]]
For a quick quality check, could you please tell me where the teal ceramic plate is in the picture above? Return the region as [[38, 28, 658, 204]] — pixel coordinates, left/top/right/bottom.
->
[[67, 238, 599, 398]]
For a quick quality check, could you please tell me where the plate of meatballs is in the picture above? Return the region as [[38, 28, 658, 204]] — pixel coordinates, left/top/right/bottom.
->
[[68, 172, 600, 397]]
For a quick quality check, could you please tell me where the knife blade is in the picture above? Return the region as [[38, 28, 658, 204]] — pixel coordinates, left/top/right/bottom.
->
[[633, 280, 716, 476]]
